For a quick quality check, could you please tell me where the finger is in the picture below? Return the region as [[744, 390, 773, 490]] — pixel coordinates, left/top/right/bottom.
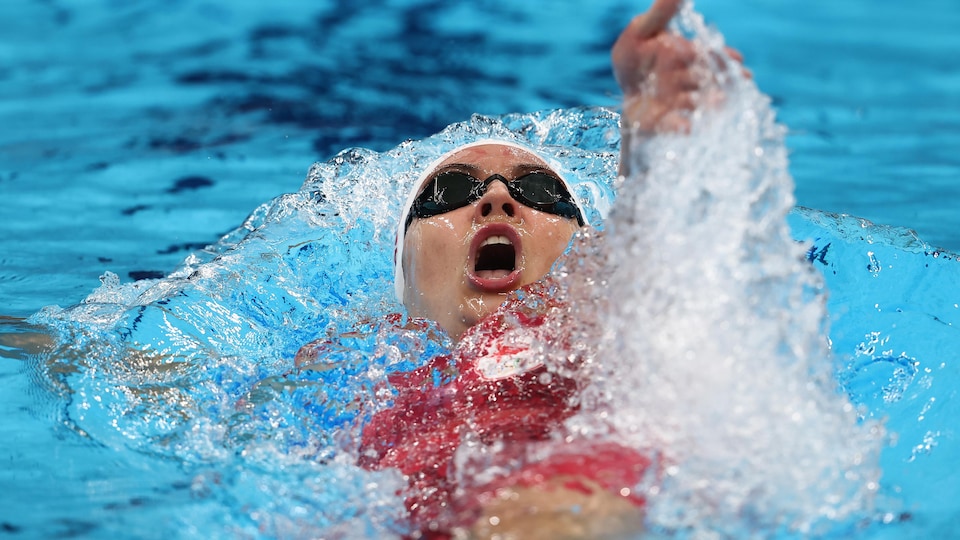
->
[[630, 0, 684, 40], [650, 33, 698, 70], [622, 91, 696, 133], [724, 46, 744, 64], [722, 46, 752, 79], [669, 90, 698, 112], [656, 69, 700, 94], [701, 86, 727, 108], [657, 110, 692, 134]]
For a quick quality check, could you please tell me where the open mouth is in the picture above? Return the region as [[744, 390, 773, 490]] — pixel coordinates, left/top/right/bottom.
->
[[468, 224, 522, 292], [474, 235, 516, 279]]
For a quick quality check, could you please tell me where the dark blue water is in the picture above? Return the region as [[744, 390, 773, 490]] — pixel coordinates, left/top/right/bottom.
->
[[1, 1, 959, 538], [1, 0, 958, 316]]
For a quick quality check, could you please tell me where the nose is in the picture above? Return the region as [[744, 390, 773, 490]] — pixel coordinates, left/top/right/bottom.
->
[[474, 178, 518, 221]]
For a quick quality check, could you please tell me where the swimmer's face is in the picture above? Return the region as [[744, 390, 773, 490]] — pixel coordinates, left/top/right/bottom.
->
[[402, 144, 580, 340]]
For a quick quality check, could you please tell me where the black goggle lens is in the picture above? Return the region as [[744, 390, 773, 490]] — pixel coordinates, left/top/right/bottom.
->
[[407, 171, 584, 230], [415, 171, 479, 215]]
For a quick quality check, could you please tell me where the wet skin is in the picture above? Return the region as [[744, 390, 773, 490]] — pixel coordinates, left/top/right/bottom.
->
[[401, 144, 580, 341]]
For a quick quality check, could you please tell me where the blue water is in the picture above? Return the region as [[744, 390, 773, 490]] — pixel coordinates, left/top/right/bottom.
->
[[2, 0, 958, 316], [1, 0, 959, 538]]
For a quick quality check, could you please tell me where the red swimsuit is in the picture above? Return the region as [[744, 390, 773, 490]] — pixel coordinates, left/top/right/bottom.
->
[[359, 289, 653, 537]]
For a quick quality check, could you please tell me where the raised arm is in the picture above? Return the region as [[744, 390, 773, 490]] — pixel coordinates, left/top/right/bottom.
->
[[612, 0, 748, 177]]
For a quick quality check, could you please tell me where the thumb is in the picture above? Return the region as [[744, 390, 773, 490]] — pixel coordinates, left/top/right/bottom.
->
[[630, 0, 684, 40]]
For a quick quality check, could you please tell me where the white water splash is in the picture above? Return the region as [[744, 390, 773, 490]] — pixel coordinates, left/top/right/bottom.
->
[[27, 3, 888, 530], [556, 3, 885, 537]]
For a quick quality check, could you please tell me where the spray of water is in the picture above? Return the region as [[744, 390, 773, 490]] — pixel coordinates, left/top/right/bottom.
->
[[25, 4, 887, 535], [27, 106, 624, 537], [549, 4, 885, 537]]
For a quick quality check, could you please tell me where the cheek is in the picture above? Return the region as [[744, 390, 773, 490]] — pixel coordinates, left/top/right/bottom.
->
[[404, 218, 470, 286], [529, 218, 578, 258], [518, 219, 578, 280]]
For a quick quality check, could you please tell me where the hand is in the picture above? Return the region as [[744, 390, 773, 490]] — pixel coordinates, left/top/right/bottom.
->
[[611, 0, 749, 135], [465, 476, 645, 539], [0, 316, 54, 359]]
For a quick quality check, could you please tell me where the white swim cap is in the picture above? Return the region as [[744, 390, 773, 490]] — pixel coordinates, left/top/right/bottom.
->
[[394, 138, 588, 302]]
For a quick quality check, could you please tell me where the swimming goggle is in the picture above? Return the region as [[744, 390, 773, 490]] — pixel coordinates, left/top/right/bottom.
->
[[404, 170, 585, 230]]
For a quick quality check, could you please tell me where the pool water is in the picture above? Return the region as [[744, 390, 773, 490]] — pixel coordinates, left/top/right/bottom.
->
[[2, 0, 958, 317], [1, 0, 959, 538]]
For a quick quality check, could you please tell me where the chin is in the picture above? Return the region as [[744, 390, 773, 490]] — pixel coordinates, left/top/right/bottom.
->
[[460, 291, 510, 326]]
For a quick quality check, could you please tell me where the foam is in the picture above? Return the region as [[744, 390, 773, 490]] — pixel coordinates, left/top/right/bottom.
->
[[544, 4, 885, 536]]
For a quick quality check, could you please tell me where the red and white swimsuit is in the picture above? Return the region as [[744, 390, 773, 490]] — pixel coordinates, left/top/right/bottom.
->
[[359, 289, 652, 537]]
